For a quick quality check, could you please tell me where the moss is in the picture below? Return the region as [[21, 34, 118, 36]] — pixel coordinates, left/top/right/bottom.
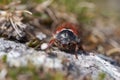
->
[[97, 72, 106, 80], [7, 64, 65, 80], [7, 66, 39, 80], [21, 0, 45, 4], [53, 72, 64, 80], [53, 0, 95, 24], [2, 55, 7, 63], [7, 67, 19, 80], [0, 0, 12, 4]]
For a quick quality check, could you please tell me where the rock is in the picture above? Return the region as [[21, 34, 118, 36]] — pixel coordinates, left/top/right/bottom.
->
[[0, 68, 7, 80], [0, 38, 120, 80]]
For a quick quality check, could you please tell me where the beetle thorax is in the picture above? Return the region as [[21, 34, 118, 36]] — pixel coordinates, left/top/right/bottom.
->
[[55, 29, 79, 44]]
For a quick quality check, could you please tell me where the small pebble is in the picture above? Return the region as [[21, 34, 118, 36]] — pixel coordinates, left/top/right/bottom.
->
[[41, 43, 48, 50]]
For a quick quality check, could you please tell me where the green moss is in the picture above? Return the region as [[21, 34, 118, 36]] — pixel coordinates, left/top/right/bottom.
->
[[97, 72, 106, 80], [53, 72, 64, 80], [2, 55, 7, 63], [21, 0, 45, 4], [7, 66, 39, 80], [53, 0, 95, 24], [43, 72, 64, 80], [7, 64, 65, 80], [7, 68, 19, 80], [0, 0, 12, 4]]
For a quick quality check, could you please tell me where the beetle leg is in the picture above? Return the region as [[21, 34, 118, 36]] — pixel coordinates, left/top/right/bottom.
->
[[79, 44, 88, 55], [47, 38, 56, 49], [75, 44, 79, 59]]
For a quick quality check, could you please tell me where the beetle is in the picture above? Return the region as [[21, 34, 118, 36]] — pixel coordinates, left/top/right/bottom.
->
[[48, 23, 84, 59]]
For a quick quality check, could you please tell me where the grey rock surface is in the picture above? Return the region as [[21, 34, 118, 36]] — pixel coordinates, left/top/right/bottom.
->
[[0, 38, 120, 80]]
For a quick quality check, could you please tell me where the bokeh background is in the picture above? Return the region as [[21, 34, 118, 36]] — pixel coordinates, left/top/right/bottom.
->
[[0, 0, 120, 80]]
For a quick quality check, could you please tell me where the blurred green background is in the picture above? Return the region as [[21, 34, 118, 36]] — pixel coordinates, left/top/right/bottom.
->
[[0, 0, 120, 23], [0, 0, 120, 80]]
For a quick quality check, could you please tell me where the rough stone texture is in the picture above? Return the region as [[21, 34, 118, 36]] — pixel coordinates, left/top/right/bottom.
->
[[0, 38, 120, 80]]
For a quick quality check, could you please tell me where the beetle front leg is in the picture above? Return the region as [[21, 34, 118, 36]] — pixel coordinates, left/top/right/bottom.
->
[[45, 38, 56, 54], [75, 44, 79, 59], [47, 38, 56, 49]]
